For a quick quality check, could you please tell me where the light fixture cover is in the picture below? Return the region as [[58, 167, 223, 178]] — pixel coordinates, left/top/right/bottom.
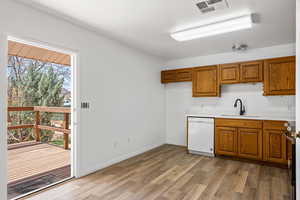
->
[[171, 14, 253, 42]]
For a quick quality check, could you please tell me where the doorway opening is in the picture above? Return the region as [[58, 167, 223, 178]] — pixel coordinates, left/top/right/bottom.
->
[[6, 38, 75, 199]]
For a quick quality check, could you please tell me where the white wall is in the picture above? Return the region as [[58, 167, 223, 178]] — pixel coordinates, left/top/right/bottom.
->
[[0, 1, 165, 199], [164, 44, 296, 146]]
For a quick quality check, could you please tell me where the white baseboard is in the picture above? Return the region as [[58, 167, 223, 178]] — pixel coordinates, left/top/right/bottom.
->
[[78, 142, 164, 177]]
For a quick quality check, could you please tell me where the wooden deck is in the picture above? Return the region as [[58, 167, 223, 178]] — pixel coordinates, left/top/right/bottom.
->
[[8, 143, 70, 184]]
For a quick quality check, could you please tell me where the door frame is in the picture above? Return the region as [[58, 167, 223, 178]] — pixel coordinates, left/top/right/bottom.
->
[[0, 34, 81, 199], [0, 33, 8, 200], [297, 0, 300, 199]]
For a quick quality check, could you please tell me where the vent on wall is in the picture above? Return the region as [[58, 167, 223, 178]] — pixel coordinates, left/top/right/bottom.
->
[[196, 0, 229, 14]]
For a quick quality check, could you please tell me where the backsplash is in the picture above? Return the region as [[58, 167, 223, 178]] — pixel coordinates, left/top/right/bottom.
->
[[166, 82, 295, 116], [165, 82, 295, 145]]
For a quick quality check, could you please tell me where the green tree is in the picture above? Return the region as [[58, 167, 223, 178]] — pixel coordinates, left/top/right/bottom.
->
[[7, 57, 66, 144], [22, 66, 64, 107]]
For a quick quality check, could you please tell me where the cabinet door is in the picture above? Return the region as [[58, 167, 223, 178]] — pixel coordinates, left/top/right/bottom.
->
[[240, 61, 263, 83], [264, 130, 287, 164], [215, 127, 238, 156], [161, 70, 177, 83], [238, 128, 262, 160], [192, 66, 220, 97], [176, 69, 192, 82], [219, 64, 240, 84], [264, 56, 295, 95]]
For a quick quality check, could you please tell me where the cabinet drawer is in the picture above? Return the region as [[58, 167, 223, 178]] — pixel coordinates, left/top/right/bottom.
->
[[215, 118, 262, 129], [263, 120, 287, 131]]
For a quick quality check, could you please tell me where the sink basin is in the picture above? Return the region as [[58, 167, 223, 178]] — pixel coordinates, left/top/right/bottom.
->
[[221, 114, 260, 118]]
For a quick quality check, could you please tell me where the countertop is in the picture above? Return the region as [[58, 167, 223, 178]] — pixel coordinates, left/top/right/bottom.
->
[[187, 113, 295, 122]]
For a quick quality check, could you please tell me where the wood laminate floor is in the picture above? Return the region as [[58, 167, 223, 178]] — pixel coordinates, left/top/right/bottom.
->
[[23, 145, 290, 200]]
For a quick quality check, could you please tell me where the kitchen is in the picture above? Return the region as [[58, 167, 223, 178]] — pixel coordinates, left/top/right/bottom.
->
[[163, 48, 296, 198], [0, 0, 298, 200]]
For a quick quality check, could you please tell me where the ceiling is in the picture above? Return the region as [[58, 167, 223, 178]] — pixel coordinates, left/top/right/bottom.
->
[[18, 0, 296, 60]]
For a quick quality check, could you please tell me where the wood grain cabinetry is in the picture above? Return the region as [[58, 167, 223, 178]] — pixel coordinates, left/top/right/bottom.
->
[[161, 56, 295, 97], [161, 70, 176, 83], [192, 66, 220, 97], [215, 118, 262, 160], [219, 64, 240, 84], [161, 68, 192, 83], [215, 127, 237, 156], [263, 129, 286, 164], [219, 61, 263, 84], [176, 68, 192, 82], [240, 61, 263, 83], [215, 118, 290, 164], [238, 128, 262, 160], [263, 121, 288, 164], [264, 56, 296, 95]]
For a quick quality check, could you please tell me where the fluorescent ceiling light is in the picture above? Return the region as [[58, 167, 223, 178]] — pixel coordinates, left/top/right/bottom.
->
[[171, 14, 253, 42]]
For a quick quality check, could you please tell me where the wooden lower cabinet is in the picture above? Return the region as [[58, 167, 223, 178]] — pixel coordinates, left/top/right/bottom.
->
[[263, 130, 288, 164], [238, 128, 262, 160], [215, 119, 288, 164], [215, 127, 237, 156]]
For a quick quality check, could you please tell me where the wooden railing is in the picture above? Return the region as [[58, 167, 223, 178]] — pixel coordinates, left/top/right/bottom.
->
[[8, 106, 71, 149]]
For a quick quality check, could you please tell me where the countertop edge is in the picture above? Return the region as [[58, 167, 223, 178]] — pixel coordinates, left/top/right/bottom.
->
[[186, 114, 295, 122]]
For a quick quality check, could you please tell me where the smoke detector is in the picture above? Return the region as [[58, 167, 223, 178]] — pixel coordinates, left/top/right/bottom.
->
[[232, 44, 248, 52], [196, 0, 229, 14]]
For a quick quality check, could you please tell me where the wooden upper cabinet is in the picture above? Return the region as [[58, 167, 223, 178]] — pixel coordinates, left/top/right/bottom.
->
[[219, 64, 240, 84], [192, 66, 220, 97], [219, 61, 263, 84], [264, 56, 296, 95], [240, 61, 263, 83], [215, 127, 238, 156], [238, 128, 262, 160], [161, 68, 192, 83], [161, 70, 177, 83], [176, 68, 192, 82]]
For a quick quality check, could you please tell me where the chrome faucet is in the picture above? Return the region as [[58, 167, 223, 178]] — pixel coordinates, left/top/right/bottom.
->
[[234, 98, 246, 115]]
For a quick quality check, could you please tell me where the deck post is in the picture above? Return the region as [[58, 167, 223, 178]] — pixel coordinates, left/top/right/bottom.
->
[[35, 111, 41, 142], [63, 113, 70, 149]]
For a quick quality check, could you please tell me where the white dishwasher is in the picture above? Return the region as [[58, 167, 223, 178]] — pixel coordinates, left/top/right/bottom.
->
[[188, 117, 215, 157]]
